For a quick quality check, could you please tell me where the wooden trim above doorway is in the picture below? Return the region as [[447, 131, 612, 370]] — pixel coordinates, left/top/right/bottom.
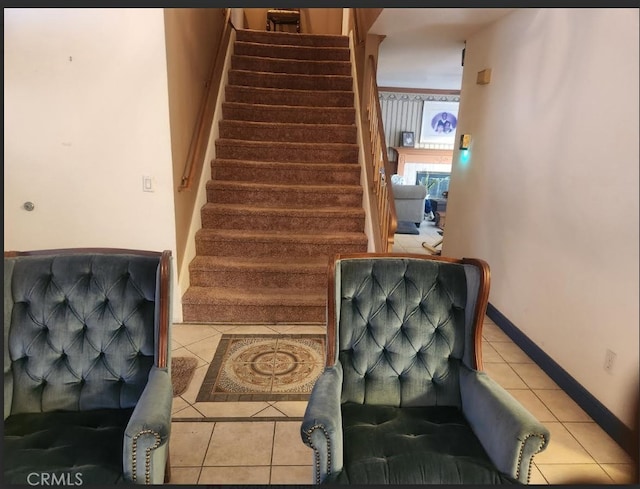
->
[[391, 147, 453, 175], [379, 86, 461, 96]]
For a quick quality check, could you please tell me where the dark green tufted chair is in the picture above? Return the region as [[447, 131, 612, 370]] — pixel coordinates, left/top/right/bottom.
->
[[3, 249, 173, 485], [301, 254, 550, 484]]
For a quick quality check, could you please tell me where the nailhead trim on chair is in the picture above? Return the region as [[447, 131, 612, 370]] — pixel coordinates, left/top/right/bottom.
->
[[303, 424, 332, 484], [516, 433, 548, 483], [131, 429, 162, 485]]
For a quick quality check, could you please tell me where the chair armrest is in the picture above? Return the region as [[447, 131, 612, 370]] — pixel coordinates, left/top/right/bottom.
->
[[123, 367, 173, 484], [460, 366, 550, 483], [301, 364, 344, 484]]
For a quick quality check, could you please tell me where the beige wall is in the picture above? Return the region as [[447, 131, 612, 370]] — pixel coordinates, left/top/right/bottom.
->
[[164, 8, 225, 273], [4, 8, 181, 319], [444, 8, 639, 427], [244, 8, 343, 34]]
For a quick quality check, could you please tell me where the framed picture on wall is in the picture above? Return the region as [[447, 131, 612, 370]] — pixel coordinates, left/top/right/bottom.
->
[[419, 101, 459, 145], [401, 131, 415, 147]]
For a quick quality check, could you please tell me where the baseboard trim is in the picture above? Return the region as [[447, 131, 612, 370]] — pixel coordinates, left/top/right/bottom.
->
[[486, 302, 635, 456]]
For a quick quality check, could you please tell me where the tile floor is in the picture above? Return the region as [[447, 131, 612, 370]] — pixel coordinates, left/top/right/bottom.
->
[[168, 221, 636, 484]]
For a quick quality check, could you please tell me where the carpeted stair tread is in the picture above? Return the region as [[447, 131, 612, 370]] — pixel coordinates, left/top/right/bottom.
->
[[195, 228, 367, 242], [188, 256, 329, 290], [212, 159, 361, 185], [215, 139, 359, 163], [200, 201, 364, 232], [189, 255, 329, 272], [226, 85, 354, 107], [219, 120, 356, 143], [236, 29, 349, 48], [229, 70, 353, 91], [200, 203, 364, 232], [207, 180, 361, 191], [183, 286, 325, 305], [234, 41, 350, 61], [207, 180, 362, 208], [182, 287, 326, 322], [212, 162, 360, 185], [222, 102, 355, 124], [201, 203, 365, 218], [232, 55, 351, 76], [194, 229, 368, 258]]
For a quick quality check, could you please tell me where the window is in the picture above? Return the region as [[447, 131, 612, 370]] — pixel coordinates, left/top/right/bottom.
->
[[416, 171, 450, 198]]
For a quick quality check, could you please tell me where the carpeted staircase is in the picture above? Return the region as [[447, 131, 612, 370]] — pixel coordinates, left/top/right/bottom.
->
[[182, 29, 368, 324]]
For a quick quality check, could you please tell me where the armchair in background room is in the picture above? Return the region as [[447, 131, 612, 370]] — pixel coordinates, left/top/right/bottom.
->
[[3, 248, 173, 485], [301, 253, 550, 484], [391, 184, 427, 225]]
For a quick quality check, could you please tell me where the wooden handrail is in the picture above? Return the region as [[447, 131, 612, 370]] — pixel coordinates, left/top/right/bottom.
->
[[349, 9, 397, 252], [179, 9, 234, 191], [363, 54, 397, 251]]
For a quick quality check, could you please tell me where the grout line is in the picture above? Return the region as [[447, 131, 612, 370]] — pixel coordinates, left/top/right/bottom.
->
[[268, 420, 277, 483], [194, 422, 218, 483], [531, 462, 549, 485]]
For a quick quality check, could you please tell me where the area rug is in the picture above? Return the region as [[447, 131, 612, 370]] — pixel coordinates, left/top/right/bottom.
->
[[172, 357, 199, 397], [396, 220, 420, 235], [196, 334, 325, 402]]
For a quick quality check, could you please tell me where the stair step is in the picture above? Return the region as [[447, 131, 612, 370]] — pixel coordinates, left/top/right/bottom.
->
[[215, 139, 359, 163], [188, 256, 329, 289], [234, 41, 350, 61], [182, 288, 326, 323], [225, 86, 354, 107], [236, 29, 349, 48], [200, 203, 365, 232], [194, 229, 368, 258], [229, 70, 353, 91], [206, 181, 363, 208], [219, 120, 357, 144], [222, 102, 355, 124], [211, 159, 361, 185], [231, 55, 351, 76]]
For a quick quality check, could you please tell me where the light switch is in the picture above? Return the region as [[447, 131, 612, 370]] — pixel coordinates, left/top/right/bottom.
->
[[143, 175, 154, 192]]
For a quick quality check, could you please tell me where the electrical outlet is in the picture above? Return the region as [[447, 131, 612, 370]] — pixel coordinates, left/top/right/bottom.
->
[[604, 349, 616, 373], [142, 175, 154, 192]]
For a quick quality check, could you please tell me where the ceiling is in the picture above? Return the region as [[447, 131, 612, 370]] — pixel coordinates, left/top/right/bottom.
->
[[370, 8, 516, 90]]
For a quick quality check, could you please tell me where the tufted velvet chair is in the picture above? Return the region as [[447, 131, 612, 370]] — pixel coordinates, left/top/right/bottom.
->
[[3, 249, 173, 485], [301, 254, 550, 484]]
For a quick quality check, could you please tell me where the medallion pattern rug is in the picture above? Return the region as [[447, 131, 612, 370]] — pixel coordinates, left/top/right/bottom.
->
[[196, 334, 325, 402]]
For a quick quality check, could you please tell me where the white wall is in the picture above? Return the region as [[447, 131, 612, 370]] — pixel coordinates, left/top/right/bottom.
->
[[4, 9, 180, 320], [444, 8, 639, 427]]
